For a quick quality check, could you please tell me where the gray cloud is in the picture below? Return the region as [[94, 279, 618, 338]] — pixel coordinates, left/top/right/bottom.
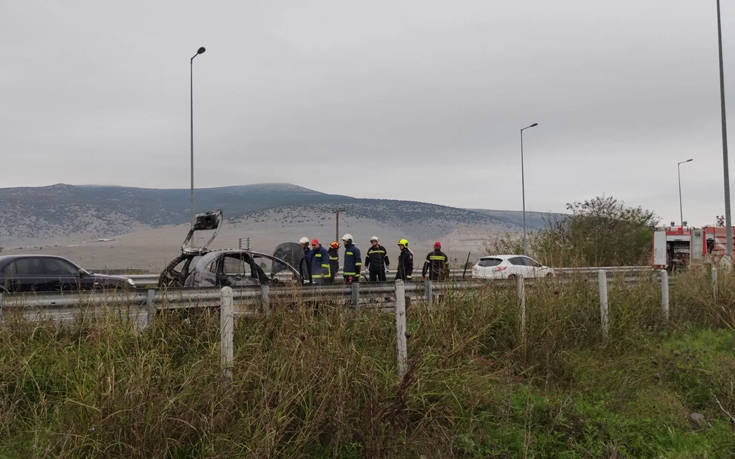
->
[[2, 0, 734, 226]]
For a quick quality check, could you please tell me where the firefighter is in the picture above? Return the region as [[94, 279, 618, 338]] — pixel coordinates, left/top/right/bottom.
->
[[422, 241, 449, 281], [327, 241, 339, 284], [341, 234, 362, 283], [298, 236, 312, 284], [308, 239, 330, 285], [365, 236, 390, 282], [395, 238, 413, 281]]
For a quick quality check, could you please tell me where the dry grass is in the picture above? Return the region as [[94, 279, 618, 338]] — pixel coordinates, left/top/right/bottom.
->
[[0, 270, 733, 457]]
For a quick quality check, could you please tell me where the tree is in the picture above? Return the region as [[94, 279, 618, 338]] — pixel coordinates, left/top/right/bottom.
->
[[532, 196, 658, 267]]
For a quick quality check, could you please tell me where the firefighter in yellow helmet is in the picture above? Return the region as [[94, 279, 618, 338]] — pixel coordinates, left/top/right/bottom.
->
[[395, 238, 413, 281]]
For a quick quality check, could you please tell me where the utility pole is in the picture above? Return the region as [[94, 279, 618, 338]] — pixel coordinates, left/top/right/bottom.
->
[[716, 0, 733, 260], [334, 209, 345, 242]]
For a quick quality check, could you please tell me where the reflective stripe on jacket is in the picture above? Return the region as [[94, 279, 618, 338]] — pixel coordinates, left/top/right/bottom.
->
[[308, 246, 331, 279], [327, 247, 339, 280], [422, 249, 448, 280], [365, 244, 390, 271], [343, 244, 362, 276]]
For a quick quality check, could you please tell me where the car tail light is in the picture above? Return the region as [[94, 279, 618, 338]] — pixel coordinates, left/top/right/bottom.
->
[[492, 266, 507, 272]]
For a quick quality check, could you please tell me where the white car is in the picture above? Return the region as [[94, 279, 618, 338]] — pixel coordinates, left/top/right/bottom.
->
[[471, 255, 554, 280]]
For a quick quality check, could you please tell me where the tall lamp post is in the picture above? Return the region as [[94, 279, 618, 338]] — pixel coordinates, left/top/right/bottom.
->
[[520, 122, 539, 254], [716, 0, 732, 259], [677, 158, 693, 227], [190, 46, 206, 225]]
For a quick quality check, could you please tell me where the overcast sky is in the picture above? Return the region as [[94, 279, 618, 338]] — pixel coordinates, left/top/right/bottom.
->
[[2, 0, 735, 226]]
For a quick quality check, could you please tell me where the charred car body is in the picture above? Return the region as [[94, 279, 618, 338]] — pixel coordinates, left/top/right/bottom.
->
[[159, 210, 302, 288]]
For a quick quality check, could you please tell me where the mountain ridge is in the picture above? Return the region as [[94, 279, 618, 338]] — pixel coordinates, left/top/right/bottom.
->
[[0, 183, 560, 246]]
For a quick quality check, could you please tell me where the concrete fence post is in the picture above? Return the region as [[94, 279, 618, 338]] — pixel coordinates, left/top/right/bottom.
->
[[712, 266, 718, 304], [598, 270, 609, 339], [351, 282, 360, 308], [660, 269, 670, 323], [394, 280, 408, 379], [146, 289, 156, 328], [425, 279, 433, 304], [220, 286, 234, 381], [261, 284, 271, 315], [516, 276, 526, 348]]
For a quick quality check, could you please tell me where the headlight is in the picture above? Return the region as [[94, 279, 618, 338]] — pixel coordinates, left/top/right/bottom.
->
[[126, 278, 136, 288]]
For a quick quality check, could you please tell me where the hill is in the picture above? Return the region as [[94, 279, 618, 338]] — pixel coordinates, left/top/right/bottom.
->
[[0, 183, 557, 245]]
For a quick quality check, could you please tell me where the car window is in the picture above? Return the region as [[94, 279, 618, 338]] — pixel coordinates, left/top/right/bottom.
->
[[508, 257, 527, 266], [477, 258, 502, 267], [41, 258, 79, 276], [14, 258, 44, 275], [524, 257, 542, 268], [1, 261, 17, 276], [223, 255, 252, 277], [205, 259, 218, 273]]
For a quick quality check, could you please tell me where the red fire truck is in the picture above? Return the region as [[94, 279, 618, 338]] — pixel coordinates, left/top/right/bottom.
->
[[652, 226, 734, 270]]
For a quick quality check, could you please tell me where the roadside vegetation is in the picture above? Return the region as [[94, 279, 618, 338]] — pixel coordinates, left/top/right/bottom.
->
[[0, 269, 733, 457], [489, 196, 658, 267]]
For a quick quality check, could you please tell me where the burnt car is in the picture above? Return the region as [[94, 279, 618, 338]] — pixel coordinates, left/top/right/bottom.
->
[[0, 254, 135, 293], [158, 210, 302, 288]]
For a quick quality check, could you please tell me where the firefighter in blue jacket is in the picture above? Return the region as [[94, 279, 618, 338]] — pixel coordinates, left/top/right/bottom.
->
[[308, 239, 331, 285], [341, 233, 362, 283]]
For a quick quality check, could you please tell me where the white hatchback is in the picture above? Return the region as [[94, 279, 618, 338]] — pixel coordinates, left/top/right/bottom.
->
[[471, 255, 554, 280]]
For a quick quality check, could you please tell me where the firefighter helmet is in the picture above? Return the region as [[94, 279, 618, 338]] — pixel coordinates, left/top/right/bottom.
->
[[341, 234, 353, 242], [398, 238, 409, 247], [298, 237, 309, 245]]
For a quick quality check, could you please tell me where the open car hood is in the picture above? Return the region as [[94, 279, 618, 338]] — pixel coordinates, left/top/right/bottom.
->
[[181, 209, 223, 254]]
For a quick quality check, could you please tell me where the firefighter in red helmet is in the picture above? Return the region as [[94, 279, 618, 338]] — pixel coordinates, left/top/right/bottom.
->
[[422, 241, 449, 281]]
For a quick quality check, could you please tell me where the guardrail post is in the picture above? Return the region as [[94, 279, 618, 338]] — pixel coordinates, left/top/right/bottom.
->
[[395, 280, 408, 379], [598, 270, 609, 339], [516, 276, 526, 348], [261, 284, 271, 315], [660, 269, 669, 323], [351, 282, 360, 308], [425, 279, 433, 304], [146, 289, 155, 328], [220, 287, 234, 381], [712, 266, 718, 304]]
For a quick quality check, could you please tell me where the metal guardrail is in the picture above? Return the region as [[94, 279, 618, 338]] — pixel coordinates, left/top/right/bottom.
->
[[0, 266, 655, 325], [124, 266, 653, 288]]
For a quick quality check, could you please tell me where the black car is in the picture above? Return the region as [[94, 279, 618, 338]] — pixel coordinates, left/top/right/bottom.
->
[[0, 255, 135, 293]]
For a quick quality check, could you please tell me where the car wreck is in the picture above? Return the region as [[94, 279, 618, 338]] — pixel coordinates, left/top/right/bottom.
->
[[158, 210, 302, 288]]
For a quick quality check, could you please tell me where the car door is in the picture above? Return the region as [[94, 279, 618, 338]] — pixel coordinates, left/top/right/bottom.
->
[[12, 257, 52, 291], [219, 253, 259, 288], [523, 257, 544, 278], [507, 257, 529, 277], [42, 258, 82, 291]]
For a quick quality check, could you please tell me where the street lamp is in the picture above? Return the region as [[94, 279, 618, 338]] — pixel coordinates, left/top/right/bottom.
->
[[716, 0, 732, 259], [190, 46, 206, 225], [677, 158, 693, 227], [520, 122, 539, 254]]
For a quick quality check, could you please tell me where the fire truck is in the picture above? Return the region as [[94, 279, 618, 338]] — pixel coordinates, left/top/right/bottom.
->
[[652, 225, 734, 270]]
